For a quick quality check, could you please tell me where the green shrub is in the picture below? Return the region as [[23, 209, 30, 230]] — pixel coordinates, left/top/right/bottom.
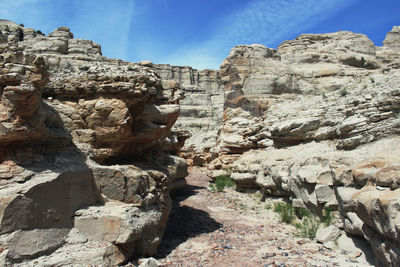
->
[[339, 86, 348, 97], [297, 207, 311, 218], [321, 207, 332, 226], [264, 203, 272, 210], [370, 76, 375, 83], [78, 66, 90, 71], [19, 23, 24, 27], [273, 202, 295, 224], [317, 90, 327, 99], [295, 216, 320, 238], [209, 175, 235, 192], [36, 30, 44, 35], [273, 203, 334, 238]]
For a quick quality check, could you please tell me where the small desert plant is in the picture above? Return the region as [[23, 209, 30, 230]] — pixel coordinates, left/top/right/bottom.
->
[[317, 90, 327, 98], [339, 86, 348, 97], [362, 84, 368, 90], [370, 76, 375, 83], [273, 204, 334, 238], [250, 191, 263, 200], [273, 202, 295, 224], [209, 174, 235, 192], [78, 65, 90, 71], [296, 207, 311, 218], [321, 207, 332, 226], [294, 207, 321, 238], [36, 30, 44, 35], [295, 216, 320, 238], [19, 23, 24, 27]]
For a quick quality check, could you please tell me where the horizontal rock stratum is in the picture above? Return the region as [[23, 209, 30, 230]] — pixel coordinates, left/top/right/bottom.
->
[[1, 20, 400, 266], [0, 23, 188, 265]]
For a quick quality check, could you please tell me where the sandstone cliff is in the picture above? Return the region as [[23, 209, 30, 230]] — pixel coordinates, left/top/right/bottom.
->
[[149, 26, 400, 266], [209, 28, 400, 266], [1, 19, 400, 266], [0, 23, 187, 265], [153, 64, 224, 165]]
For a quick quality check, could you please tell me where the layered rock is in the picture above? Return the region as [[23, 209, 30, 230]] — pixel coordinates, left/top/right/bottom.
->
[[212, 31, 399, 164], [153, 64, 224, 165], [2, 18, 400, 266], [217, 29, 400, 266], [149, 28, 400, 266], [0, 24, 187, 265], [383, 26, 400, 52], [127, 26, 400, 266], [230, 137, 400, 266]]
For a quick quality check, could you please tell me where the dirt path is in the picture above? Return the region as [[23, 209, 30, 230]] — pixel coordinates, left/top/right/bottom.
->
[[156, 167, 370, 267]]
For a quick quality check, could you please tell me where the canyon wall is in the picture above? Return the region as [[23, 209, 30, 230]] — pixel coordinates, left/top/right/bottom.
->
[[153, 64, 224, 165], [1, 18, 400, 266], [212, 28, 400, 266], [154, 26, 400, 266], [0, 22, 187, 265]]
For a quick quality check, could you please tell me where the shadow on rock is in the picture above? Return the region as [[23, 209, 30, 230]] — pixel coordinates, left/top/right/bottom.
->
[[170, 183, 203, 202], [156, 185, 222, 257]]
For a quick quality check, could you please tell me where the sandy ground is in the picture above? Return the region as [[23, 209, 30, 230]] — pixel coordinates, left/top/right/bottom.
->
[[155, 167, 373, 267]]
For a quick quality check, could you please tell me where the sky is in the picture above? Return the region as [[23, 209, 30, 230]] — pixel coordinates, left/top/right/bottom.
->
[[0, 0, 399, 70]]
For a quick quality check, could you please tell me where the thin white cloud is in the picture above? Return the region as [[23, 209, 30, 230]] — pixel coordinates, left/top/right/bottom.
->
[[1, 0, 361, 70], [165, 46, 222, 70], [67, 0, 135, 60], [0, 0, 135, 60], [221, 0, 357, 45], [0, 0, 42, 25], [161, 0, 359, 70]]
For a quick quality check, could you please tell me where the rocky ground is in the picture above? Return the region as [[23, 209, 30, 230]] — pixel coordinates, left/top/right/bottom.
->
[[156, 168, 374, 267]]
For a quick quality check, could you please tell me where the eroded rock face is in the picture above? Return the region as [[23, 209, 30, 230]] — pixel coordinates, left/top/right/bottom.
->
[[2, 20, 400, 266], [212, 30, 400, 166], [204, 28, 400, 266], [230, 137, 400, 266], [383, 26, 400, 52], [0, 24, 187, 266], [153, 64, 224, 165]]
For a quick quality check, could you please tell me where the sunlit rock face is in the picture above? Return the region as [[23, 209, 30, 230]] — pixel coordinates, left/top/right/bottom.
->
[[150, 25, 400, 266], [0, 24, 187, 265], [383, 26, 400, 52], [150, 27, 400, 265], [152, 64, 224, 165], [211, 29, 400, 266], [2, 18, 400, 266]]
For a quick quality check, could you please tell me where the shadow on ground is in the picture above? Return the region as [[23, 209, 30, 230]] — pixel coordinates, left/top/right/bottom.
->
[[156, 184, 222, 257]]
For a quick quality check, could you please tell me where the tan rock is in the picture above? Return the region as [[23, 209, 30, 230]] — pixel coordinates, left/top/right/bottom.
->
[[383, 26, 400, 52]]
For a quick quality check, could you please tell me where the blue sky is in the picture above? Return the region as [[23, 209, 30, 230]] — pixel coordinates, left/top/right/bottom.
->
[[0, 0, 399, 70]]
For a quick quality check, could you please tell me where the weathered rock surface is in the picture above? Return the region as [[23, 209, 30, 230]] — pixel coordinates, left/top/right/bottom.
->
[[153, 64, 224, 165], [230, 137, 400, 266], [383, 26, 400, 52], [203, 28, 400, 266], [0, 23, 188, 266], [2, 19, 400, 266]]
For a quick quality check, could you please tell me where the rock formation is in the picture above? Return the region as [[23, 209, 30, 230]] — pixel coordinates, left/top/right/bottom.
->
[[153, 64, 224, 165], [0, 23, 187, 265], [208, 28, 400, 266], [153, 26, 400, 266], [1, 18, 400, 266]]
